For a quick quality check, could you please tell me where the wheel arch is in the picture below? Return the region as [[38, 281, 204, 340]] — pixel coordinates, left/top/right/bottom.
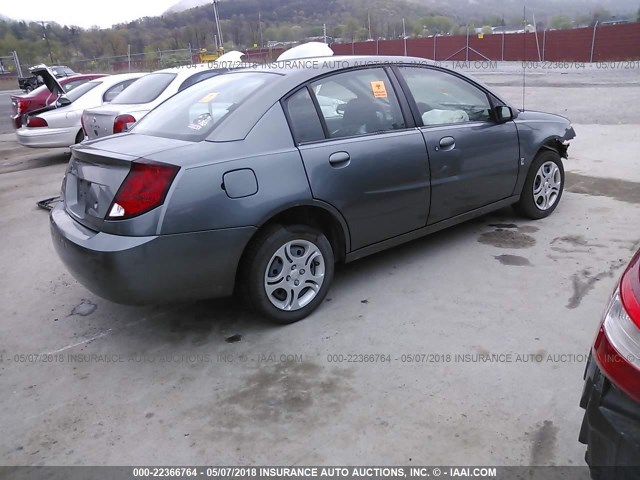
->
[[538, 136, 569, 159], [234, 201, 349, 295]]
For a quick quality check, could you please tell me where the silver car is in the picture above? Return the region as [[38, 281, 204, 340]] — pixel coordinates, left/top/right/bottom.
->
[[51, 55, 575, 323], [81, 52, 247, 140]]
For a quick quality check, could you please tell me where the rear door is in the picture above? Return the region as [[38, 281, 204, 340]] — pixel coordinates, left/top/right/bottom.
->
[[284, 67, 430, 251], [395, 66, 520, 224]]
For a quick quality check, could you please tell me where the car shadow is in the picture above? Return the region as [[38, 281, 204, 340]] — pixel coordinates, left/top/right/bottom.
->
[[62, 206, 530, 351]]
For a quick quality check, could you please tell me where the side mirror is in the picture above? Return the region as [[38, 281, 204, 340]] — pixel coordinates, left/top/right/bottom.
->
[[495, 105, 516, 123], [56, 96, 71, 108]]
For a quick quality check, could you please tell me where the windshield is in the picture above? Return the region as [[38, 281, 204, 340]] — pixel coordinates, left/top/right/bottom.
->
[[110, 72, 176, 105], [133, 72, 270, 142], [65, 81, 101, 102], [51, 66, 75, 76]]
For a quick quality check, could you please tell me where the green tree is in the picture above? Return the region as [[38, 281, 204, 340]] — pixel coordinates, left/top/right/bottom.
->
[[550, 14, 573, 30]]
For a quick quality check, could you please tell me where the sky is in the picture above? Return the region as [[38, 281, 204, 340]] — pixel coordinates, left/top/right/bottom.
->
[[2, 0, 179, 28]]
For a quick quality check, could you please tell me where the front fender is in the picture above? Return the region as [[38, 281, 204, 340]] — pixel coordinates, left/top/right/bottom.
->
[[513, 111, 576, 195]]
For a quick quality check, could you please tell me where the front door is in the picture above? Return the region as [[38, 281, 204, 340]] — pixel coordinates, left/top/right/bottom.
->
[[396, 66, 520, 224]]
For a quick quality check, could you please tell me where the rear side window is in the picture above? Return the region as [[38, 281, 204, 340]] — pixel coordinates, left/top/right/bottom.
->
[[133, 72, 269, 142], [65, 81, 101, 102], [110, 73, 176, 104], [63, 79, 90, 93], [310, 68, 406, 139], [283, 88, 325, 144], [178, 68, 229, 92], [103, 79, 138, 103]]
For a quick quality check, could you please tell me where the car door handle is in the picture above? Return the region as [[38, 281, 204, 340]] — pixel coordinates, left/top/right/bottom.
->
[[329, 151, 351, 167], [439, 136, 455, 149]]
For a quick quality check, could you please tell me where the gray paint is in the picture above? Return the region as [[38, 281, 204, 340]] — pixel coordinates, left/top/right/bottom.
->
[[51, 55, 575, 305]]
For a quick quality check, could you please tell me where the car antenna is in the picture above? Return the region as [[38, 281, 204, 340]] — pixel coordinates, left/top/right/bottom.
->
[[522, 5, 526, 112]]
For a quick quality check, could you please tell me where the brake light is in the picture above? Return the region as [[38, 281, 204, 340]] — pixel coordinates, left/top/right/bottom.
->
[[81, 114, 87, 137], [106, 162, 179, 220], [18, 99, 29, 115], [594, 250, 640, 403], [113, 114, 136, 134], [27, 117, 48, 128]]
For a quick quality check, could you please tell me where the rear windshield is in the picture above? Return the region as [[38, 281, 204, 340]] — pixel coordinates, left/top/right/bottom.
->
[[110, 72, 176, 104], [52, 66, 75, 76], [27, 84, 49, 97], [132, 72, 270, 142], [65, 81, 101, 102]]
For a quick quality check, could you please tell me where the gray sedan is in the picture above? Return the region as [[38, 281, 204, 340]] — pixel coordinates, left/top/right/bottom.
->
[[50, 56, 576, 323]]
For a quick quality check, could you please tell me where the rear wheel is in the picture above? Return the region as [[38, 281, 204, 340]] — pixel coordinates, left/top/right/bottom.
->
[[74, 130, 84, 145], [514, 150, 564, 219], [240, 224, 334, 324]]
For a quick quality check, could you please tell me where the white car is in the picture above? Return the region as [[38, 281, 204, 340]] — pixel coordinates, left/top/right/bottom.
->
[[82, 51, 248, 140], [16, 69, 144, 148]]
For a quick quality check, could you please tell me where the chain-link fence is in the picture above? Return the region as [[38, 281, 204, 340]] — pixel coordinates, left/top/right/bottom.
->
[[0, 52, 23, 91], [66, 48, 196, 74]]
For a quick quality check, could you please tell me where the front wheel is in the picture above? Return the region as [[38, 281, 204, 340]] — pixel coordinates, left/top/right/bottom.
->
[[514, 150, 564, 219], [240, 224, 334, 324]]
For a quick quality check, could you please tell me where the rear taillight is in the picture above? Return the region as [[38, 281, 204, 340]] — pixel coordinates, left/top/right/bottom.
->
[[18, 99, 29, 115], [106, 162, 179, 220], [594, 251, 640, 403], [81, 114, 87, 137], [27, 116, 48, 128], [113, 114, 136, 134]]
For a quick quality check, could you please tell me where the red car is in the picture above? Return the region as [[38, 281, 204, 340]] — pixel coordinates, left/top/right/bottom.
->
[[580, 247, 640, 476], [10, 73, 108, 129]]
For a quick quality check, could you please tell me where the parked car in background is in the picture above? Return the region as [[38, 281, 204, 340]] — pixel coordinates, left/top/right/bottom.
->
[[580, 247, 640, 477], [82, 50, 246, 140], [11, 73, 108, 129], [17, 65, 78, 92], [16, 70, 144, 148], [50, 53, 575, 324]]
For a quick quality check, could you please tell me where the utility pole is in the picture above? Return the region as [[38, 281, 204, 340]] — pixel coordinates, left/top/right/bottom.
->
[[212, 0, 224, 52], [258, 11, 263, 48], [368, 11, 372, 40], [402, 18, 407, 55], [39, 21, 54, 65], [323, 23, 328, 44]]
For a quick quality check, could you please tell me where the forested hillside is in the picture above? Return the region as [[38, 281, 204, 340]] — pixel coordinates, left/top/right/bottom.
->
[[1, 0, 637, 66]]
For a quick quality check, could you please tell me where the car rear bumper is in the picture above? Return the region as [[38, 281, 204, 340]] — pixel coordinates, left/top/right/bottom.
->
[[16, 126, 78, 148], [50, 203, 256, 305], [579, 352, 640, 477]]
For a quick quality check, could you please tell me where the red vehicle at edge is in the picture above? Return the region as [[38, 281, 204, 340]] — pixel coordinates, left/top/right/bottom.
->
[[10, 74, 109, 129]]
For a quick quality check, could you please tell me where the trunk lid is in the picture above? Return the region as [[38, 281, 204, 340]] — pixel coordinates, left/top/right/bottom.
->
[[83, 109, 120, 140], [29, 65, 64, 97], [64, 147, 135, 232], [63, 135, 191, 232]]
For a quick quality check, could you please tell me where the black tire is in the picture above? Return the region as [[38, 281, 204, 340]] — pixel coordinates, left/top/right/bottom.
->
[[74, 130, 84, 145], [240, 224, 334, 324], [514, 149, 564, 219]]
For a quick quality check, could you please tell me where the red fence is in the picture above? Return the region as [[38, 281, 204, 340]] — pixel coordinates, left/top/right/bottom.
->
[[245, 23, 640, 63]]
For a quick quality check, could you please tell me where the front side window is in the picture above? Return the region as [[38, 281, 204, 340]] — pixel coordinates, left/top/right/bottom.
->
[[398, 67, 492, 126], [310, 68, 405, 139], [133, 72, 270, 142], [110, 73, 176, 105]]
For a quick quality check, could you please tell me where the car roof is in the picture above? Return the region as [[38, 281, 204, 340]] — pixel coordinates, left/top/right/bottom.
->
[[207, 55, 514, 143], [89, 72, 146, 86]]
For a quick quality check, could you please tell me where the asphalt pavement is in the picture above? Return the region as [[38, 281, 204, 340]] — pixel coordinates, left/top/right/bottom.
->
[[0, 89, 20, 135], [0, 65, 639, 469]]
